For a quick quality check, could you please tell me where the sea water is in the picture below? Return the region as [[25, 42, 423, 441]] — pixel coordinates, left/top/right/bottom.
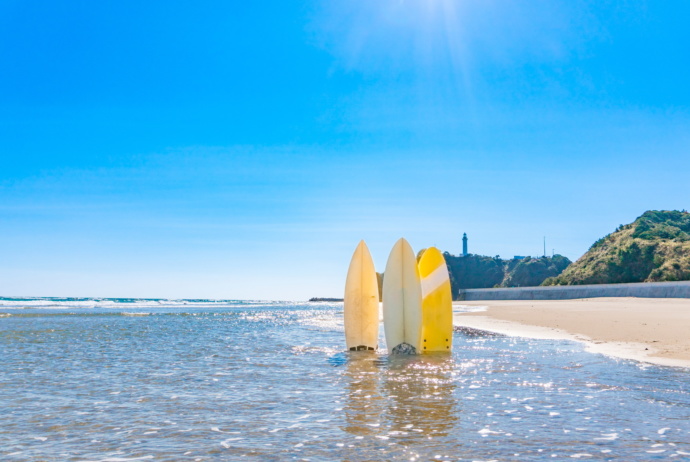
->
[[1, 298, 689, 461]]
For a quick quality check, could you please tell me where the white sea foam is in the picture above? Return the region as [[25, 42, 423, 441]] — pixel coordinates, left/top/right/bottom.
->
[[453, 304, 488, 313], [0, 298, 167, 309], [0, 297, 279, 310], [594, 433, 619, 441], [81, 457, 154, 462], [220, 438, 243, 448]]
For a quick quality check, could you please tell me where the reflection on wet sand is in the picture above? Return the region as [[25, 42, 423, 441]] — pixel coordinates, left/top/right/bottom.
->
[[342, 351, 384, 437], [342, 351, 459, 459], [382, 354, 458, 442]]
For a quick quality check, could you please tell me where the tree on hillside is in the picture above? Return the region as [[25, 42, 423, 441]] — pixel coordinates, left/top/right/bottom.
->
[[501, 255, 571, 288]]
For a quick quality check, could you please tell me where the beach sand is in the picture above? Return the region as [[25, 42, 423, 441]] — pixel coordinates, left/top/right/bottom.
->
[[453, 297, 690, 368]]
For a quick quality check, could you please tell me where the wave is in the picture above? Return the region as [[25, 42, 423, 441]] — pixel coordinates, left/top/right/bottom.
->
[[0, 297, 298, 310]]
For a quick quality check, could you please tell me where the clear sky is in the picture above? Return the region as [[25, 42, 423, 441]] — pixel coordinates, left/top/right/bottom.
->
[[1, 0, 689, 300]]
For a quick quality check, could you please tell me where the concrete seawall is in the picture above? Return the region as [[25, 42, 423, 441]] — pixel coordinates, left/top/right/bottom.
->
[[457, 281, 690, 301]]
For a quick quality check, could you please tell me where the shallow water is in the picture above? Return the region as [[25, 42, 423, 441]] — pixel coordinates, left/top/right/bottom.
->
[[1, 298, 689, 461]]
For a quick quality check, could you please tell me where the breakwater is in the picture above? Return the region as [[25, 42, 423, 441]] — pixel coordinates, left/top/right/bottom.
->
[[457, 280, 690, 300]]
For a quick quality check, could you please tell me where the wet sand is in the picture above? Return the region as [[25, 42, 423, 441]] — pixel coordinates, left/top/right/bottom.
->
[[453, 297, 690, 368]]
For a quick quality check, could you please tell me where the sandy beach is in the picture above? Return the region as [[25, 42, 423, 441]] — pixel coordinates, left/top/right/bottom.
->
[[454, 297, 690, 368]]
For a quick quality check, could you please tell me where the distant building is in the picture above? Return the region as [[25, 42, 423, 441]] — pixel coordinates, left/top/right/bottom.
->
[[514, 256, 526, 260], [462, 233, 468, 256]]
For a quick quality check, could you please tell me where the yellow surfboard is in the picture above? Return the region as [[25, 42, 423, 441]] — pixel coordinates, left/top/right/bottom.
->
[[344, 240, 380, 351], [418, 247, 453, 353]]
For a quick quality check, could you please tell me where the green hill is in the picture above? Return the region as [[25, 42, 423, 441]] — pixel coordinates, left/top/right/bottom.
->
[[502, 254, 571, 288], [543, 210, 690, 286], [443, 254, 504, 290], [442, 253, 571, 298]]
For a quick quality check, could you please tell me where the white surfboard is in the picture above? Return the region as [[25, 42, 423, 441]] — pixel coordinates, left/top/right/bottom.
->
[[344, 240, 380, 351], [382, 238, 423, 353]]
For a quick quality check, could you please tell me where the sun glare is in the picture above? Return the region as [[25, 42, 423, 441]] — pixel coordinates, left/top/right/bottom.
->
[[316, 0, 474, 72]]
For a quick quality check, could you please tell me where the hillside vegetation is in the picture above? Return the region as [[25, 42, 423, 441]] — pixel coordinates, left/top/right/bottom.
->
[[440, 252, 571, 299], [543, 210, 690, 286]]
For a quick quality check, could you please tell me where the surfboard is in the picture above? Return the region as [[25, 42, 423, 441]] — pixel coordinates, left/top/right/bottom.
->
[[344, 240, 380, 351], [382, 238, 423, 353], [418, 247, 453, 353]]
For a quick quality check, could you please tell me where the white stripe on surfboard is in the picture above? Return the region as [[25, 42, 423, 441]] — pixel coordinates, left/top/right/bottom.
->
[[420, 264, 448, 299]]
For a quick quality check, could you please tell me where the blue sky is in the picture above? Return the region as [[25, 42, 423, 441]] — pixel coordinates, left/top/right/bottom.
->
[[1, 0, 689, 300]]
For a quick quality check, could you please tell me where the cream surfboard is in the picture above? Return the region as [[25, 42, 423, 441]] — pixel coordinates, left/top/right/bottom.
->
[[344, 240, 379, 351], [418, 247, 453, 352], [382, 238, 423, 353]]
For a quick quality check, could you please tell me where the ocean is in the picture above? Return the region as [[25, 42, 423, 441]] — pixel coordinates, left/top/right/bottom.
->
[[1, 298, 689, 461]]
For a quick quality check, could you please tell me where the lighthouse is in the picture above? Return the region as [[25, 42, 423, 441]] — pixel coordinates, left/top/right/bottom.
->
[[462, 233, 468, 256]]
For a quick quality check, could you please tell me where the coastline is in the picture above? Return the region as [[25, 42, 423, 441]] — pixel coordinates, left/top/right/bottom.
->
[[453, 297, 690, 369]]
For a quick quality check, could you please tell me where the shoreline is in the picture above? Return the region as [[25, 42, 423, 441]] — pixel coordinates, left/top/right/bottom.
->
[[453, 297, 690, 369]]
